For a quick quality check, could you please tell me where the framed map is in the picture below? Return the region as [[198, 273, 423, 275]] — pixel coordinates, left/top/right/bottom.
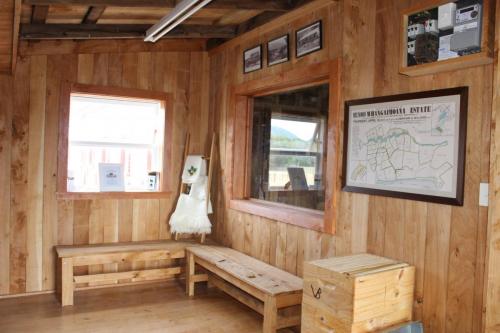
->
[[342, 87, 468, 206]]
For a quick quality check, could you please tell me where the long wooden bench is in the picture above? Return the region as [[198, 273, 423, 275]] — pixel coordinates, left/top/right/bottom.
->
[[185, 245, 303, 333], [55, 240, 195, 306]]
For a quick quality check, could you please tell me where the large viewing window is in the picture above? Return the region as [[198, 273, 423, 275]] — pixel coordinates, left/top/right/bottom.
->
[[68, 96, 165, 192], [57, 83, 173, 198], [250, 84, 329, 211], [229, 60, 340, 233]]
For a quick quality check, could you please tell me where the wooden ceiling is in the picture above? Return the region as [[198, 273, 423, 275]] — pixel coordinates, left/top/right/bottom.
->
[[0, 0, 309, 74], [19, 0, 309, 42]]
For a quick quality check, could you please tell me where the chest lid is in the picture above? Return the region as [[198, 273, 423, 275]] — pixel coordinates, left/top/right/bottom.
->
[[307, 253, 409, 277]]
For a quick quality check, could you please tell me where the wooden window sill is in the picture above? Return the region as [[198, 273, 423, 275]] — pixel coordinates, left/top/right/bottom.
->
[[229, 199, 324, 231], [56, 191, 172, 200]]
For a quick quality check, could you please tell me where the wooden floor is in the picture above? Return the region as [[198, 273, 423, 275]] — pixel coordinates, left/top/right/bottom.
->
[[0, 281, 290, 333]]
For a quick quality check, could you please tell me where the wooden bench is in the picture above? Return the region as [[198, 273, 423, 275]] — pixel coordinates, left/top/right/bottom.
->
[[185, 245, 303, 333], [55, 240, 195, 306]]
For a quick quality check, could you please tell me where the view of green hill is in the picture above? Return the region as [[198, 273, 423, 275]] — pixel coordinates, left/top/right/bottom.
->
[[271, 126, 310, 150]]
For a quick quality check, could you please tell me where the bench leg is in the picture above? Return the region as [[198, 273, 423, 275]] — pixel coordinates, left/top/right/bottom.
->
[[186, 252, 195, 297], [263, 295, 278, 333], [60, 258, 74, 306]]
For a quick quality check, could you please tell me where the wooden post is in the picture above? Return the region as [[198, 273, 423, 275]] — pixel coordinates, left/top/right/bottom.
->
[[199, 133, 216, 244], [262, 295, 278, 333], [60, 257, 74, 306], [186, 251, 195, 296]]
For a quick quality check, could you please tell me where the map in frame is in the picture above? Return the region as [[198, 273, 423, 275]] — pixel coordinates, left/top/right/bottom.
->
[[343, 87, 468, 206]]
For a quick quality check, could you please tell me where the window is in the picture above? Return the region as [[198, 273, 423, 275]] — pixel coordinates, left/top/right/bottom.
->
[[58, 83, 173, 197], [68, 96, 164, 192], [229, 60, 340, 233], [250, 84, 329, 211]]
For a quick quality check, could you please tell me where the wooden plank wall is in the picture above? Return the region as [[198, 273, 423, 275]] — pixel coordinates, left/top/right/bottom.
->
[[0, 40, 210, 295], [485, 1, 500, 332], [208, 1, 493, 332]]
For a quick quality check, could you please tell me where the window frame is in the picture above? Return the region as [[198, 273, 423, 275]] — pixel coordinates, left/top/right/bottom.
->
[[57, 82, 174, 200], [228, 59, 342, 234]]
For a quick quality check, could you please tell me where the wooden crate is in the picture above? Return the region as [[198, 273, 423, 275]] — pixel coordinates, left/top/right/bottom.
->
[[301, 254, 415, 333]]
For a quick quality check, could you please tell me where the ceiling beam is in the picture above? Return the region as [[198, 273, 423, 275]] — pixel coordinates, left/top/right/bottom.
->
[[206, 0, 314, 50], [237, 0, 315, 34], [207, 11, 282, 50], [236, 11, 283, 35], [23, 0, 291, 11], [82, 6, 106, 24], [20, 23, 237, 39], [206, 0, 290, 11], [31, 5, 49, 23], [287, 0, 311, 8]]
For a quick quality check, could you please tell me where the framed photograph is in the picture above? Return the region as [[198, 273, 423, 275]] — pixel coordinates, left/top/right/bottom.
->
[[267, 34, 289, 66], [296, 20, 322, 58], [243, 45, 262, 73], [99, 163, 125, 192], [342, 87, 468, 206]]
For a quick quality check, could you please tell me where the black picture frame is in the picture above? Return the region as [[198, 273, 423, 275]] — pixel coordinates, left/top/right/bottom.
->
[[342, 87, 468, 206], [295, 20, 323, 58], [267, 34, 289, 67], [243, 44, 262, 74]]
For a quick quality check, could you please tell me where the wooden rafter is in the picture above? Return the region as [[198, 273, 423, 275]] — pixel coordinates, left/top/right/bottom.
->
[[236, 11, 283, 35], [207, 0, 313, 50], [23, 0, 292, 11], [31, 5, 49, 24], [208, 0, 291, 11], [20, 23, 237, 39], [238, 0, 315, 34], [82, 6, 106, 24]]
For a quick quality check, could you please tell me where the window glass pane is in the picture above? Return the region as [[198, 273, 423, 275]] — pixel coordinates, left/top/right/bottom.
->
[[67, 95, 165, 192], [250, 84, 329, 211], [270, 119, 317, 151]]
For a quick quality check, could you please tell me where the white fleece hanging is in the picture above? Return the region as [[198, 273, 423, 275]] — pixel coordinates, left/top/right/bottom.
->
[[170, 156, 212, 235]]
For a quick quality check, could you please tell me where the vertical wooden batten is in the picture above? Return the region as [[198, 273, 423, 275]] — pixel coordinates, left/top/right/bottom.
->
[[26, 55, 46, 292], [43, 54, 78, 291], [10, 56, 30, 294], [0, 75, 13, 295], [485, 0, 500, 331]]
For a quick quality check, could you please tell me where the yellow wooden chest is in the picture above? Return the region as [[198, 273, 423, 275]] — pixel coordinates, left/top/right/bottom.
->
[[301, 253, 415, 333]]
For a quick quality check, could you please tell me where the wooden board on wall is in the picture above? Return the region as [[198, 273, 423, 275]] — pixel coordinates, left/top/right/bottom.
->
[[0, 75, 13, 294], [26, 55, 46, 293], [485, 1, 500, 331], [10, 56, 30, 294], [43, 53, 78, 291]]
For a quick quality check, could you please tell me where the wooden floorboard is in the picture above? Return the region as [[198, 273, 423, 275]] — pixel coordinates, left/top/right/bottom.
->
[[0, 281, 294, 333]]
